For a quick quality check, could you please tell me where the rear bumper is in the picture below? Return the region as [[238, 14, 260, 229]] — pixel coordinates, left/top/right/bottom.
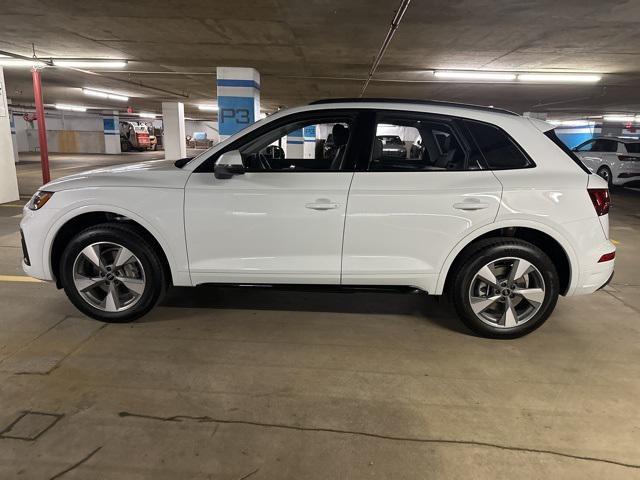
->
[[572, 256, 615, 295]]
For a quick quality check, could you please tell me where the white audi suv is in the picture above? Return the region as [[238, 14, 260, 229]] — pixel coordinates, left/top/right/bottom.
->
[[20, 99, 616, 338]]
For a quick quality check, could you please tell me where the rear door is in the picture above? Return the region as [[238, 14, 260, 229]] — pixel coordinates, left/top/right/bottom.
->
[[341, 111, 503, 293]]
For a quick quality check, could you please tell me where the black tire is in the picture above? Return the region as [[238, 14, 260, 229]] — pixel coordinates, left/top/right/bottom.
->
[[59, 223, 166, 323], [450, 238, 559, 339], [597, 166, 613, 187]]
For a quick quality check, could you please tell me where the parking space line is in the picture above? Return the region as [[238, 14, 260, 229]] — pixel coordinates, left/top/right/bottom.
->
[[0, 275, 42, 283]]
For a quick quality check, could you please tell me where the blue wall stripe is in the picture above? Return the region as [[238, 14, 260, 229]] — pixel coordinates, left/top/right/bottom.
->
[[216, 79, 261, 90]]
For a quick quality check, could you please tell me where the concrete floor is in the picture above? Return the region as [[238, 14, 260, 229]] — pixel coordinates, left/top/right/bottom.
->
[[0, 153, 639, 479]]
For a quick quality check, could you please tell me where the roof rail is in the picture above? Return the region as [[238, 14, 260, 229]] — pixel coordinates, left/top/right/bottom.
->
[[309, 98, 519, 116]]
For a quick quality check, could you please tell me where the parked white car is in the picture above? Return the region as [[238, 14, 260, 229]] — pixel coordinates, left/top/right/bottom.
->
[[573, 137, 640, 186], [20, 99, 615, 338]]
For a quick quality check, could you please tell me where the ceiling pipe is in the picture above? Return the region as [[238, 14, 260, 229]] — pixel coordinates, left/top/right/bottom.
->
[[359, 0, 411, 97]]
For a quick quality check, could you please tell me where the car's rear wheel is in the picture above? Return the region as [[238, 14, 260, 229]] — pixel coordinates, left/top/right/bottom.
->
[[60, 223, 166, 323], [451, 238, 559, 338], [597, 166, 613, 186]]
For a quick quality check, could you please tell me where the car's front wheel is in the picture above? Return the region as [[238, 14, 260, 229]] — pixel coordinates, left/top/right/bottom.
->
[[59, 223, 166, 323], [451, 238, 559, 338]]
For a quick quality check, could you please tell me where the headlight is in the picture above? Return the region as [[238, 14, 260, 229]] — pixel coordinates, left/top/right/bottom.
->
[[28, 191, 54, 211]]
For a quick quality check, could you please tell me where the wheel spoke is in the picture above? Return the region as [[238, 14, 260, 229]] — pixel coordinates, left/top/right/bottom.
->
[[80, 244, 102, 269], [470, 294, 501, 314], [477, 265, 498, 287], [104, 284, 121, 312], [74, 274, 104, 292], [113, 246, 135, 268], [117, 276, 145, 295], [499, 297, 518, 328], [515, 287, 545, 305], [508, 259, 532, 284]]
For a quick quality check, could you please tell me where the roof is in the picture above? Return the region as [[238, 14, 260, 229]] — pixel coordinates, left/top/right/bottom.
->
[[309, 98, 519, 116]]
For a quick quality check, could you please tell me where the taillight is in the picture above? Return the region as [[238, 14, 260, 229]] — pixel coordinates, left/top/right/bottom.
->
[[617, 155, 638, 161], [588, 188, 610, 216], [598, 251, 615, 263]]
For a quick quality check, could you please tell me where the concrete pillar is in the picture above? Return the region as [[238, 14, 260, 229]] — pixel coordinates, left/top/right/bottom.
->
[[216, 67, 260, 141], [102, 111, 121, 154], [303, 125, 316, 159], [0, 67, 19, 204], [162, 102, 186, 160], [286, 128, 304, 158], [9, 110, 19, 163]]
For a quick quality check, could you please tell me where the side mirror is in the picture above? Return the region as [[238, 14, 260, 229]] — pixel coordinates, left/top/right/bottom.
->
[[214, 150, 245, 179]]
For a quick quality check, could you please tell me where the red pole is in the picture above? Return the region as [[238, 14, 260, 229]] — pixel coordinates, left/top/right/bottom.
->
[[31, 67, 50, 184]]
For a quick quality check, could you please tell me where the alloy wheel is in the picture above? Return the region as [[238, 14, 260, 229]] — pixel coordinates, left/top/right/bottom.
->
[[468, 257, 545, 328], [72, 242, 146, 312]]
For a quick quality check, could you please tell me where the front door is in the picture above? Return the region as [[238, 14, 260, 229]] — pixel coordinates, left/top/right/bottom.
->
[[184, 111, 361, 285]]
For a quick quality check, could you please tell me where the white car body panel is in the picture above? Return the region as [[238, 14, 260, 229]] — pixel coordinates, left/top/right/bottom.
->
[[20, 101, 615, 300], [184, 171, 353, 285], [342, 170, 501, 292]]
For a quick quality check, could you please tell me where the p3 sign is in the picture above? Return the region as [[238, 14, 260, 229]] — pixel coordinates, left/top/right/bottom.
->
[[218, 96, 256, 136]]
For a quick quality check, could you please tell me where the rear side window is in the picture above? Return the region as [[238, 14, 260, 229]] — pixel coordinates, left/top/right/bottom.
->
[[464, 120, 532, 170], [624, 143, 640, 154], [592, 139, 618, 152]]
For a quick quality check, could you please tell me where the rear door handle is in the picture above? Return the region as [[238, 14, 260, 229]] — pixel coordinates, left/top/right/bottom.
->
[[453, 202, 490, 210], [306, 199, 339, 210]]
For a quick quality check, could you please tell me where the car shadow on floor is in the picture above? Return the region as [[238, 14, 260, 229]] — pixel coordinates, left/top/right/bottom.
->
[[150, 284, 470, 334]]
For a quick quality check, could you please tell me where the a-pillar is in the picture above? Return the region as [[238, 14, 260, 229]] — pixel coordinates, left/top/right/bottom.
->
[[162, 102, 186, 160], [216, 67, 260, 141], [0, 67, 19, 204], [102, 111, 120, 154], [303, 125, 316, 159]]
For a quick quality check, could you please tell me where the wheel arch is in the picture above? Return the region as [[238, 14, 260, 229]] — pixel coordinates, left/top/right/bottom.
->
[[437, 221, 576, 296], [48, 208, 176, 288]]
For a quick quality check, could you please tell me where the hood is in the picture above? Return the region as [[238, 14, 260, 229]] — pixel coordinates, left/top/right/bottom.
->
[[42, 159, 191, 192]]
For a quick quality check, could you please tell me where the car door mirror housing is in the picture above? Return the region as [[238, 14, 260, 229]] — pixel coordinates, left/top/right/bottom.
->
[[214, 150, 246, 179]]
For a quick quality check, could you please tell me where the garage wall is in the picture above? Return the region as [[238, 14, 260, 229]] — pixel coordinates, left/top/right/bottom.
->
[[13, 112, 105, 153], [185, 120, 219, 143]]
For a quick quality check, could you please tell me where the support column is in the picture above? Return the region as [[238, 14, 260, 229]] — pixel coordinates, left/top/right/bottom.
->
[[0, 67, 19, 204], [286, 128, 304, 158], [303, 125, 316, 159], [161, 102, 186, 160], [216, 67, 260, 141], [102, 111, 121, 154]]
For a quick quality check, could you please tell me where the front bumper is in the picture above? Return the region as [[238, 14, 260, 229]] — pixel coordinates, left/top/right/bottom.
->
[[20, 205, 59, 282]]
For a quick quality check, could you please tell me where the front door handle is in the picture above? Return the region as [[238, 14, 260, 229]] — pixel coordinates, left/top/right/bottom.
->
[[306, 199, 339, 210], [453, 202, 490, 211]]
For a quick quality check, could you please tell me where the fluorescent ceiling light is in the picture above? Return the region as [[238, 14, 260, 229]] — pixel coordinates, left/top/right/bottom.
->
[[138, 112, 156, 118], [82, 88, 129, 102], [518, 73, 601, 83], [434, 70, 516, 81], [0, 56, 46, 67], [547, 119, 595, 127], [53, 60, 127, 69], [55, 104, 87, 112], [198, 104, 218, 111], [603, 115, 636, 122]]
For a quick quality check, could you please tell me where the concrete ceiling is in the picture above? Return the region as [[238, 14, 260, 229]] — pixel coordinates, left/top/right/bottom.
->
[[2, 0, 640, 118]]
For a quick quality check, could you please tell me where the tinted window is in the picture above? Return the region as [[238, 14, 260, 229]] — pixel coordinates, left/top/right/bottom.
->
[[624, 143, 640, 154], [591, 139, 618, 153], [370, 116, 477, 171], [465, 120, 532, 169]]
